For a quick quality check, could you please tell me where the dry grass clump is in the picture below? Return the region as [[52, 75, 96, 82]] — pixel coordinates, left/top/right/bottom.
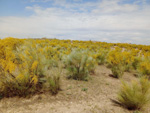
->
[[115, 77, 150, 110], [45, 67, 62, 95]]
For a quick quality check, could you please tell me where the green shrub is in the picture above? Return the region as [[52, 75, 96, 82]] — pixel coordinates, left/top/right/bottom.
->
[[116, 77, 150, 110], [137, 58, 150, 77], [111, 65, 124, 78], [47, 75, 60, 95], [133, 111, 142, 113], [124, 64, 132, 72], [46, 68, 61, 95], [81, 88, 88, 92], [64, 50, 95, 81], [132, 57, 141, 70]]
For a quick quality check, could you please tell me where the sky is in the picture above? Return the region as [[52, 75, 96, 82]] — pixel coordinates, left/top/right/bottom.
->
[[0, 0, 150, 45]]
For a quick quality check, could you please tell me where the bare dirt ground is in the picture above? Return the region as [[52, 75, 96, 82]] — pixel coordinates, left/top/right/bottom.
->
[[0, 65, 150, 113]]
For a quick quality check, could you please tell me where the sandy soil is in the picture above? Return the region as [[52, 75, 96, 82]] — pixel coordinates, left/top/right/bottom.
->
[[0, 65, 150, 113]]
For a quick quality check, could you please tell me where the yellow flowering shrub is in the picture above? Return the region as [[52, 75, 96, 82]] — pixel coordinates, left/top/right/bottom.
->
[[0, 37, 23, 73], [138, 59, 150, 76], [122, 51, 134, 71], [92, 49, 109, 65], [31, 61, 38, 71], [107, 49, 125, 78], [107, 49, 124, 66]]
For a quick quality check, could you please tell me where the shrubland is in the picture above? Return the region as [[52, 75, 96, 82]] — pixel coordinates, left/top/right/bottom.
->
[[0, 37, 150, 112]]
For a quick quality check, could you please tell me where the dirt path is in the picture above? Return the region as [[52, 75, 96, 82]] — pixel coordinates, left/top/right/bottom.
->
[[0, 65, 149, 113]]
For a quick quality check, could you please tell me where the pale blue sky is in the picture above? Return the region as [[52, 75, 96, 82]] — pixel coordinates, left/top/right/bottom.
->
[[0, 0, 150, 44]]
